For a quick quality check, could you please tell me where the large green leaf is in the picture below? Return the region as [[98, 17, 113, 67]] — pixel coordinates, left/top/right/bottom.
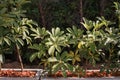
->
[[89, 43, 96, 53], [3, 37, 11, 46], [68, 50, 80, 65], [29, 44, 40, 50], [55, 46, 61, 53], [31, 27, 47, 39], [0, 38, 3, 45], [67, 26, 83, 39], [30, 53, 38, 62], [29, 43, 46, 59], [16, 38, 24, 46], [46, 27, 68, 55], [48, 46, 55, 55], [61, 69, 67, 77], [81, 18, 93, 31], [52, 63, 61, 73], [48, 57, 57, 62], [0, 8, 7, 14]]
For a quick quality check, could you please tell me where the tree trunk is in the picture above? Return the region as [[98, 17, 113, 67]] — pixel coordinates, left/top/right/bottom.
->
[[100, 0, 106, 16], [38, 1, 46, 28], [79, 0, 83, 29], [16, 45, 24, 71]]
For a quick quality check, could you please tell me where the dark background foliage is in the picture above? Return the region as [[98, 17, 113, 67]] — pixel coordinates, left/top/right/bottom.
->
[[24, 0, 120, 29]]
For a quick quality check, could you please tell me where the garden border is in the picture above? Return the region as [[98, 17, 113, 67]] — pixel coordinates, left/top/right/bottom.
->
[[0, 68, 120, 80], [0, 68, 43, 80]]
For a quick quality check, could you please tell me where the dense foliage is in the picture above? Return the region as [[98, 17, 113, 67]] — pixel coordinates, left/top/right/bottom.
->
[[0, 0, 120, 77]]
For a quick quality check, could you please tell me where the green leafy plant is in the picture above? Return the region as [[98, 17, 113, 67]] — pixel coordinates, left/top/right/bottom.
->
[[99, 27, 120, 73], [80, 18, 101, 65], [114, 2, 120, 28], [29, 27, 48, 62], [29, 27, 49, 69], [29, 43, 47, 62], [0, 0, 36, 71], [66, 26, 83, 66], [81, 18, 93, 31], [80, 17, 112, 72], [0, 27, 11, 68], [46, 27, 68, 55], [73, 65, 85, 78], [66, 26, 84, 45], [68, 50, 80, 65], [30, 27, 48, 39], [98, 2, 120, 73], [50, 51, 73, 77]]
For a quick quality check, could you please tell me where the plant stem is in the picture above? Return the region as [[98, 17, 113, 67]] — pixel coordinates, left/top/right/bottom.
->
[[85, 59, 88, 77], [16, 44, 24, 71], [49, 63, 52, 75], [0, 61, 1, 71]]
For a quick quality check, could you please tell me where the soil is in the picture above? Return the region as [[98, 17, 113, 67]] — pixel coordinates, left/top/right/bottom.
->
[[2, 59, 40, 69], [2, 59, 101, 69]]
